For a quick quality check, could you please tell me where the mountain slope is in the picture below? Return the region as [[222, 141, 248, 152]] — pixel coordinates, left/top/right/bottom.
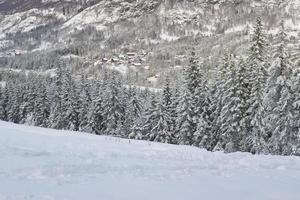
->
[[1, 121, 300, 200], [0, 0, 300, 85]]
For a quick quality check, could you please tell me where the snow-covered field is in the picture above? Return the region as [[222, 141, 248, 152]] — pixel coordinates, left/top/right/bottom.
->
[[1, 121, 300, 200]]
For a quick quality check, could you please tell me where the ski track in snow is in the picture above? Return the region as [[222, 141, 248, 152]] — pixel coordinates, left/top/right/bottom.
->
[[0, 121, 300, 200]]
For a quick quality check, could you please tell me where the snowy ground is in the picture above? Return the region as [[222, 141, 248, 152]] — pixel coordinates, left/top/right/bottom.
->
[[0, 121, 300, 200]]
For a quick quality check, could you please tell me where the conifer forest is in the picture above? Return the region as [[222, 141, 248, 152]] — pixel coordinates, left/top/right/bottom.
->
[[1, 17, 299, 156]]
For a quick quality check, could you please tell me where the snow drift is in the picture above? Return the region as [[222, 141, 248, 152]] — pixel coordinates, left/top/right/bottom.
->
[[0, 120, 300, 200]]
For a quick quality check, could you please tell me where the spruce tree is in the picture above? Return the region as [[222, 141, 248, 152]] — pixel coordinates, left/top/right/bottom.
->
[[265, 22, 295, 155], [236, 59, 252, 152], [176, 87, 195, 145], [7, 83, 22, 124], [49, 65, 64, 129], [246, 17, 269, 154], [162, 76, 175, 132], [208, 51, 234, 151], [104, 72, 125, 136], [141, 94, 159, 139], [169, 87, 180, 134], [291, 69, 300, 155], [129, 89, 148, 141], [192, 61, 212, 148], [20, 77, 37, 124], [65, 77, 81, 131], [186, 51, 201, 96], [91, 95, 106, 135], [290, 32, 300, 68], [0, 82, 12, 121], [219, 56, 248, 153], [143, 79, 176, 144], [186, 51, 202, 125], [269, 79, 295, 155], [206, 83, 223, 151], [175, 51, 201, 144], [146, 99, 174, 143], [265, 21, 290, 115], [125, 86, 143, 137], [129, 111, 145, 141], [33, 81, 50, 127], [0, 86, 7, 121], [78, 75, 92, 132], [162, 76, 173, 109]]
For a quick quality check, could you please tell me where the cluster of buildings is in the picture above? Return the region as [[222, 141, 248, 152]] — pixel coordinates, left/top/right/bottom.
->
[[97, 52, 151, 71]]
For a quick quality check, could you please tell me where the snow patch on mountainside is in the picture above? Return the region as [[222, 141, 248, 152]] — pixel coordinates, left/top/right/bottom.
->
[[61, 2, 117, 32], [0, 121, 300, 200], [0, 8, 65, 34]]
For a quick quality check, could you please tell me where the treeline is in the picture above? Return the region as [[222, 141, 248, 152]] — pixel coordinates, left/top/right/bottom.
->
[[0, 17, 299, 156]]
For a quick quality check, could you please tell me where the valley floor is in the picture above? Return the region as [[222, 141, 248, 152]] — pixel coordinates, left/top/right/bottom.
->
[[0, 121, 300, 200]]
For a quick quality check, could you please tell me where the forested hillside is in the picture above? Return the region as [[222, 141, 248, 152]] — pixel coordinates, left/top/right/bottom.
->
[[0, 0, 300, 86], [1, 17, 299, 155]]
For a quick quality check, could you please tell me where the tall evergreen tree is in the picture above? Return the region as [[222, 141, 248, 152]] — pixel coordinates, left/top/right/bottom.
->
[[176, 51, 202, 143], [33, 81, 50, 127], [205, 83, 222, 151], [49, 65, 65, 130], [19, 76, 37, 124], [269, 78, 295, 155], [291, 69, 300, 155], [193, 67, 212, 148], [186, 51, 201, 96], [104, 72, 125, 136], [246, 17, 269, 154], [7, 83, 22, 124], [124, 86, 143, 137], [162, 76, 175, 132], [236, 59, 252, 152], [79, 75, 92, 132], [145, 99, 174, 143], [218, 56, 248, 152], [265, 22, 295, 155], [65, 77, 81, 131], [176, 87, 195, 145], [140, 94, 158, 139], [186, 51, 202, 125], [142, 78, 177, 143], [0, 86, 7, 121], [91, 94, 106, 135], [209, 51, 235, 151], [169, 87, 180, 134]]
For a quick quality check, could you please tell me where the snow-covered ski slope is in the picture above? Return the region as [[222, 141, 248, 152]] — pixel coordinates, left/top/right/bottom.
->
[[1, 121, 300, 200]]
